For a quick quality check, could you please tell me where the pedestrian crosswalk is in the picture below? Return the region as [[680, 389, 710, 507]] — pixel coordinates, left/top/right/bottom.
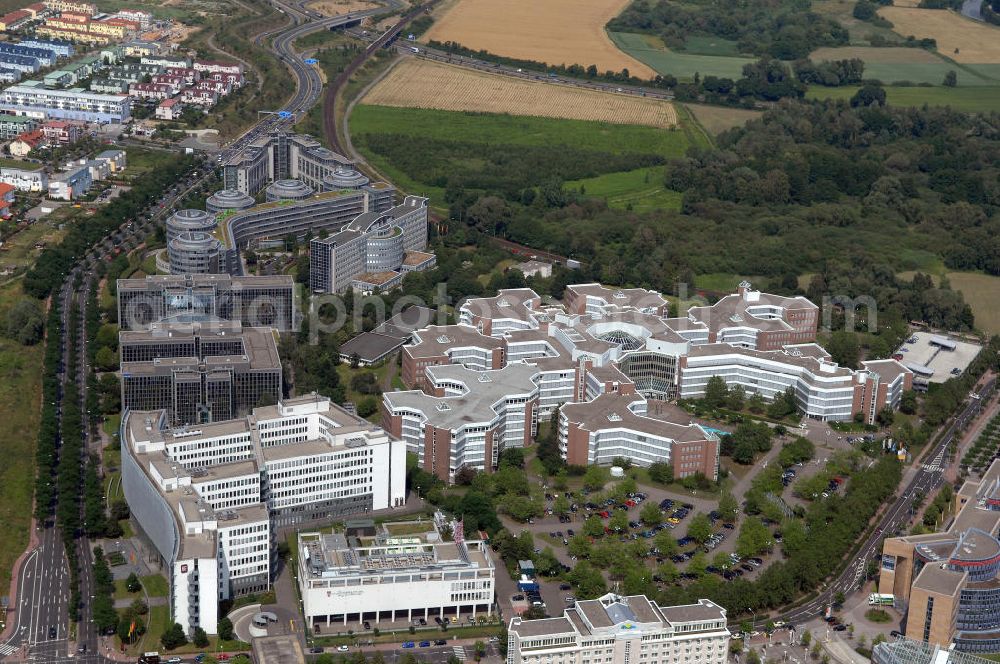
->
[[0, 642, 18, 655], [923, 448, 946, 472], [453, 646, 467, 661]]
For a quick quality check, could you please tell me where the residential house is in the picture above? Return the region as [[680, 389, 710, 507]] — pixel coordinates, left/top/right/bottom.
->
[[0, 182, 15, 217], [9, 129, 45, 157], [41, 120, 83, 144], [155, 97, 183, 120]]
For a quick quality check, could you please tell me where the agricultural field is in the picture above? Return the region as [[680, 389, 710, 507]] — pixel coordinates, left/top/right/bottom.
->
[[807, 85, 1000, 113], [683, 103, 762, 135], [808, 45, 982, 85], [305, 0, 374, 15], [878, 7, 1000, 64], [423, 0, 655, 78], [609, 32, 755, 80], [363, 59, 678, 127]]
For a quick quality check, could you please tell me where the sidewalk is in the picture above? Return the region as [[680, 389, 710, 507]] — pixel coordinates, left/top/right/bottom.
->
[[822, 636, 869, 664]]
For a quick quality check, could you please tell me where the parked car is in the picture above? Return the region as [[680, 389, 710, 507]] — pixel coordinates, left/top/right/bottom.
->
[[435, 639, 448, 646], [403, 642, 416, 649], [419, 641, 431, 647], [338, 646, 350, 652]]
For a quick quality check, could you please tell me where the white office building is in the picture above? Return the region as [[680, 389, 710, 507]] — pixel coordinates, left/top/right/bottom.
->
[[0, 82, 130, 122], [298, 517, 495, 629], [121, 394, 407, 635], [507, 594, 730, 664]]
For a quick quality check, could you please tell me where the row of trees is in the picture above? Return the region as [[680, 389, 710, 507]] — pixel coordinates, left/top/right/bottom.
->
[[23, 154, 198, 298]]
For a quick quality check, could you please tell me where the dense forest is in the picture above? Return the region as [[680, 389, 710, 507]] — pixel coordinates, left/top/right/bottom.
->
[[607, 0, 849, 59]]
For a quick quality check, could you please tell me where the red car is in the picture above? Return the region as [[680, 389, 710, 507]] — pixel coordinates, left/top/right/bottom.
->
[[598, 510, 611, 518]]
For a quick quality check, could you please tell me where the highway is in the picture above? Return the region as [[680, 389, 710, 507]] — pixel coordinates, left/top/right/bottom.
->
[[775, 378, 996, 627]]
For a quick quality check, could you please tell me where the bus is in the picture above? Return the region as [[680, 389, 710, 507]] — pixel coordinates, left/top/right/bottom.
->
[[869, 593, 894, 606]]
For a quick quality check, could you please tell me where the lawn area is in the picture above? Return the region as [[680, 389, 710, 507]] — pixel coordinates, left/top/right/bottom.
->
[[807, 84, 1000, 112], [692, 273, 764, 292], [566, 167, 683, 213], [0, 280, 43, 595], [678, 35, 746, 57], [0, 158, 38, 170], [122, 148, 176, 179], [609, 31, 755, 80], [336, 362, 391, 422], [141, 574, 169, 598], [114, 578, 137, 601], [0, 219, 68, 269]]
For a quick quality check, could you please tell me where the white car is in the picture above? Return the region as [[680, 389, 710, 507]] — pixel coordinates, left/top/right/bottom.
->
[[338, 646, 350, 652]]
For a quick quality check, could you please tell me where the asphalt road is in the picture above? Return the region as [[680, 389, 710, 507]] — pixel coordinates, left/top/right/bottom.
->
[[775, 378, 996, 628]]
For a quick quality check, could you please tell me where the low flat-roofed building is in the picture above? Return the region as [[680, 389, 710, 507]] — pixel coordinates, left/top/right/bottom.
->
[[508, 594, 729, 664], [339, 331, 407, 366], [298, 516, 494, 630]]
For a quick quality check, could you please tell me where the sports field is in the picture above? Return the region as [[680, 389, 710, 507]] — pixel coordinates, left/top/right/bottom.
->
[[609, 32, 755, 80], [363, 59, 678, 127], [807, 85, 1000, 112], [879, 7, 1000, 64], [423, 0, 655, 78]]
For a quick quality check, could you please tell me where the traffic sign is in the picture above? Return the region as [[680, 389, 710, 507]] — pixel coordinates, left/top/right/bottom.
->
[[278, 111, 293, 119], [304, 57, 318, 64]]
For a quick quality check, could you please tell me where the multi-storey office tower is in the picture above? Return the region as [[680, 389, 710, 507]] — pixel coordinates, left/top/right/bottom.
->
[[117, 274, 295, 332], [121, 394, 406, 636], [120, 322, 282, 425]]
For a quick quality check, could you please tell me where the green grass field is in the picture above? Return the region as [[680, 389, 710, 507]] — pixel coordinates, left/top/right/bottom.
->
[[141, 574, 169, 598], [0, 158, 37, 170], [609, 32, 756, 80], [566, 167, 683, 212], [0, 281, 43, 596], [351, 105, 697, 156], [692, 273, 764, 292], [807, 85, 1000, 112], [350, 104, 700, 212], [678, 35, 746, 57]]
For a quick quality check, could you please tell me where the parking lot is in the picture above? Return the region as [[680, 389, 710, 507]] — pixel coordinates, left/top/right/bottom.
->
[[895, 331, 982, 384]]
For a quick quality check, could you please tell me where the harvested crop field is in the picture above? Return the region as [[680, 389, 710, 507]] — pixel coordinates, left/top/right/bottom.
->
[[879, 7, 1000, 63], [306, 0, 374, 15], [684, 103, 761, 135], [423, 0, 655, 78], [363, 58, 677, 127]]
